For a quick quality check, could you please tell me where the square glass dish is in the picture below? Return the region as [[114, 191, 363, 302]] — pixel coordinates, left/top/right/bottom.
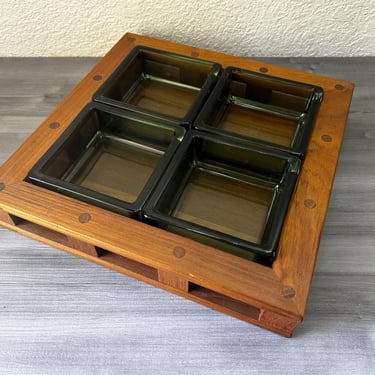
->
[[143, 131, 301, 262], [93, 46, 221, 126], [194, 67, 323, 156], [27, 103, 185, 218]]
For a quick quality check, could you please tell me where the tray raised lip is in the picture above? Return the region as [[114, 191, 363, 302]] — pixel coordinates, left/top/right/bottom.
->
[[0, 33, 354, 335]]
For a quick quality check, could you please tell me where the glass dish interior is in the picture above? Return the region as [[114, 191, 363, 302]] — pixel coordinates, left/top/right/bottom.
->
[[145, 133, 300, 260], [28, 105, 183, 216], [96, 47, 220, 120], [196, 68, 322, 152]]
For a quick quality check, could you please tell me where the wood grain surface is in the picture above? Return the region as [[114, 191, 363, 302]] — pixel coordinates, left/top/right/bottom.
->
[[0, 57, 374, 374]]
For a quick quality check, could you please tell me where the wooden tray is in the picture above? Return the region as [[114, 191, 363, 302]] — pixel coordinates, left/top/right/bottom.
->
[[0, 33, 354, 337]]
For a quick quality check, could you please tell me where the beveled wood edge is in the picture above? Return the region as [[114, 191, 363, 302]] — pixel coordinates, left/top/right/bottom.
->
[[274, 82, 354, 315], [0, 182, 297, 318], [0, 33, 354, 324], [0, 214, 301, 337]]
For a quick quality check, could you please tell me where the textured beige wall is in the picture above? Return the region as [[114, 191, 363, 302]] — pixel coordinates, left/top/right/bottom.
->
[[1, 0, 374, 57]]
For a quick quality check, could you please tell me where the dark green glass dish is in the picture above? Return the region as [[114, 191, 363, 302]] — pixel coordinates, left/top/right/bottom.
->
[[143, 131, 301, 262], [194, 67, 323, 156], [93, 46, 221, 127], [27, 103, 185, 218]]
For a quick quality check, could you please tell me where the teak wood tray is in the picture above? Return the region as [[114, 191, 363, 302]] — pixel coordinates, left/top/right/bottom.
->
[[0, 33, 354, 337]]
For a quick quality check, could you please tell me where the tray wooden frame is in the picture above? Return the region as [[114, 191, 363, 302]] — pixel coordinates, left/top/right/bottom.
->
[[0, 33, 354, 337]]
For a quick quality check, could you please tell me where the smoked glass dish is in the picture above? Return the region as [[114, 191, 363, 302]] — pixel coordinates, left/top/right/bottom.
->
[[194, 67, 323, 156], [93, 46, 221, 126], [143, 131, 301, 262], [27, 103, 185, 218]]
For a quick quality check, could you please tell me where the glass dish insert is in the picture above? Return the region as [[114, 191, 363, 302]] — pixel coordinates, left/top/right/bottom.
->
[[94, 46, 221, 123], [27, 103, 185, 217], [194, 67, 323, 155], [144, 131, 301, 260]]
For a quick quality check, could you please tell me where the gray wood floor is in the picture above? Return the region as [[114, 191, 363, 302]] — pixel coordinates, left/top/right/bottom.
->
[[0, 57, 374, 375]]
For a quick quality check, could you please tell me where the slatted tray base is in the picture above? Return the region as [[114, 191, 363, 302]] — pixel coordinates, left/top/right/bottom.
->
[[0, 33, 354, 337]]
